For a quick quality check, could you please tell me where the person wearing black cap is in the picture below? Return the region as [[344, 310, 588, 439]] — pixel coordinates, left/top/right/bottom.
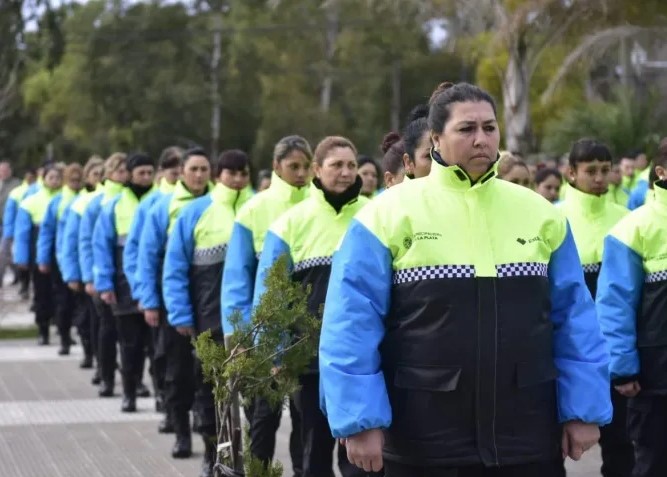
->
[[92, 153, 157, 412]]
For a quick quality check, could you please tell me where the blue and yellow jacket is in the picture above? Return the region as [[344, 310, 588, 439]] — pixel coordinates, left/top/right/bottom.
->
[[93, 185, 156, 316], [122, 179, 175, 299], [60, 187, 101, 283], [2, 182, 38, 240], [319, 159, 612, 466], [137, 181, 218, 310], [597, 180, 667, 392], [559, 184, 627, 298], [78, 181, 124, 284], [163, 183, 243, 334], [627, 179, 650, 210], [221, 172, 308, 334], [606, 183, 630, 209], [13, 186, 61, 266], [36, 186, 79, 268]]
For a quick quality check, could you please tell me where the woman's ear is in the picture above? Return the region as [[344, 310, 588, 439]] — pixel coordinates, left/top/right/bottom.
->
[[402, 153, 413, 174], [656, 165, 666, 181]]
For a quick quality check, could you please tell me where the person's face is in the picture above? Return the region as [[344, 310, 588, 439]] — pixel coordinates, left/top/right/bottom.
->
[[86, 165, 103, 186], [219, 167, 250, 191], [384, 169, 405, 189], [182, 156, 211, 195], [258, 177, 271, 191], [0, 163, 11, 180], [403, 131, 433, 179], [131, 165, 155, 187], [25, 172, 36, 184], [110, 163, 128, 183], [608, 164, 621, 186], [67, 171, 83, 191], [162, 166, 180, 185], [431, 101, 500, 181], [358, 163, 378, 196], [502, 164, 531, 188], [620, 158, 635, 178], [313, 147, 357, 194], [527, 164, 537, 182], [536, 175, 561, 203], [44, 169, 63, 189], [635, 153, 649, 171], [274, 150, 311, 188], [570, 160, 611, 196]]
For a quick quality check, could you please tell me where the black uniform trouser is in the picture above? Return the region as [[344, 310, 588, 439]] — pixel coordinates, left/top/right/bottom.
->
[[115, 313, 151, 398], [73, 292, 93, 358], [193, 356, 216, 437], [249, 395, 303, 476], [93, 296, 118, 386], [628, 394, 667, 477], [384, 461, 560, 477], [32, 267, 53, 333], [17, 266, 30, 293], [164, 324, 195, 436], [52, 264, 74, 345], [296, 373, 375, 477], [599, 387, 634, 477], [151, 317, 167, 403]]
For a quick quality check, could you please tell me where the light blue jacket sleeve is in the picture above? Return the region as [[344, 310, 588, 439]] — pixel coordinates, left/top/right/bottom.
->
[[596, 235, 644, 382], [549, 224, 612, 425], [221, 222, 258, 333], [79, 196, 103, 284], [2, 196, 19, 239], [137, 198, 169, 310], [61, 210, 82, 282], [319, 219, 393, 438], [251, 230, 293, 312], [627, 181, 648, 210], [92, 199, 118, 293], [123, 194, 155, 299], [12, 205, 33, 266], [36, 195, 61, 266], [55, 205, 71, 270], [163, 200, 206, 328]]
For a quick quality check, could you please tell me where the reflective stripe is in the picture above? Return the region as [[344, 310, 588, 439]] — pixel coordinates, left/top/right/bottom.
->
[[583, 263, 601, 274], [293, 256, 332, 273], [393, 265, 475, 284], [645, 270, 667, 284], [193, 244, 227, 266], [495, 262, 548, 278]]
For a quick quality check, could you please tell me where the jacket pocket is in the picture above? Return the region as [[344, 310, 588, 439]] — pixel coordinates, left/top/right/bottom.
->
[[395, 365, 462, 392]]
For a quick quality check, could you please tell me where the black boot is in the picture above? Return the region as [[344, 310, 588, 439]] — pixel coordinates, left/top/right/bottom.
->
[[80, 355, 94, 369], [58, 329, 72, 355], [37, 325, 49, 346], [155, 394, 166, 413], [121, 396, 137, 412], [199, 436, 216, 477], [121, 375, 137, 412], [171, 412, 192, 458], [98, 381, 114, 397], [91, 368, 102, 385], [158, 409, 174, 433], [137, 382, 150, 398]]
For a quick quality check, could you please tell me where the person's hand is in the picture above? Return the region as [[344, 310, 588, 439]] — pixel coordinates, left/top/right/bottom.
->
[[144, 309, 160, 328], [100, 291, 117, 305], [176, 326, 195, 337], [67, 281, 82, 292], [38, 264, 50, 274], [562, 421, 600, 461], [85, 282, 96, 296], [342, 429, 384, 472], [615, 381, 641, 398]]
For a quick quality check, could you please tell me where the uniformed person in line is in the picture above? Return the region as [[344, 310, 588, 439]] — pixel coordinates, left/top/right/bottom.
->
[[558, 139, 631, 477], [163, 149, 251, 477], [93, 153, 157, 412], [221, 135, 312, 476], [319, 82, 612, 477], [597, 137, 667, 477], [253, 136, 374, 477], [401, 104, 431, 180]]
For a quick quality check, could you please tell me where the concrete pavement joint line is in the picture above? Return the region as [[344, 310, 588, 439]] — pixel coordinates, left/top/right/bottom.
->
[[0, 345, 82, 362], [0, 398, 162, 426]]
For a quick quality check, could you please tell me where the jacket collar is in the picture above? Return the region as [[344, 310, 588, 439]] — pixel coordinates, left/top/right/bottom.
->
[[310, 176, 362, 214], [103, 180, 124, 197], [652, 181, 667, 217], [269, 171, 308, 202], [159, 178, 176, 194], [563, 183, 609, 216], [427, 148, 497, 192], [173, 180, 209, 201], [211, 182, 242, 206]]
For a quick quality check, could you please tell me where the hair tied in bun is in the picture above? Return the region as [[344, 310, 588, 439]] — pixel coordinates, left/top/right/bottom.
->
[[381, 132, 402, 154], [429, 81, 455, 105]]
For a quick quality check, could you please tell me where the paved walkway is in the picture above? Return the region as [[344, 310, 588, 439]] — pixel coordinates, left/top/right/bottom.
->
[[0, 276, 602, 476]]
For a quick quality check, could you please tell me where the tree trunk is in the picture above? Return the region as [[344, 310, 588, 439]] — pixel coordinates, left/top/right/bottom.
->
[[390, 59, 401, 131], [320, 0, 338, 113], [210, 13, 223, 159], [503, 44, 532, 154]]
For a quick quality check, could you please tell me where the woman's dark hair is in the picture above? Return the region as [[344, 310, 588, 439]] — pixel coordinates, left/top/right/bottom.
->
[[403, 104, 429, 162], [273, 135, 313, 162], [381, 132, 405, 175], [428, 82, 497, 133], [215, 149, 249, 177], [534, 167, 562, 185], [158, 146, 183, 170], [568, 139, 613, 168], [313, 136, 357, 166], [182, 147, 211, 165], [357, 154, 380, 176]]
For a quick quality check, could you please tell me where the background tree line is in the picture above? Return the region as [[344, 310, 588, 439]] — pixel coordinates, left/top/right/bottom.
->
[[1, 0, 666, 172]]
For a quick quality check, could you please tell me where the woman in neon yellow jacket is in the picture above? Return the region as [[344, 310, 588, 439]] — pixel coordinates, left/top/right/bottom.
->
[[253, 136, 371, 477], [320, 82, 612, 476], [13, 165, 63, 345]]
